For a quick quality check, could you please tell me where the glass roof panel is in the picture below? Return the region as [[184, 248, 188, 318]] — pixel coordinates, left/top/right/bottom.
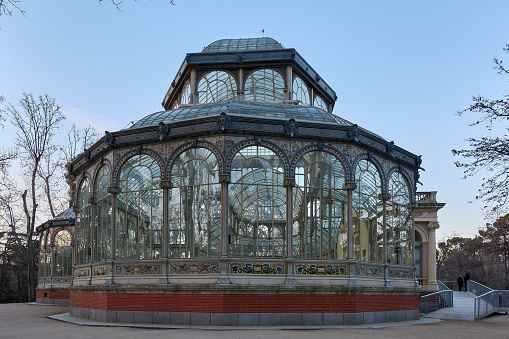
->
[[129, 100, 348, 129], [202, 37, 284, 53]]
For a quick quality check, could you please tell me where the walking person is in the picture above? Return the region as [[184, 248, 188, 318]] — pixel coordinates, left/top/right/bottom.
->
[[464, 273, 470, 291], [457, 275, 463, 291]]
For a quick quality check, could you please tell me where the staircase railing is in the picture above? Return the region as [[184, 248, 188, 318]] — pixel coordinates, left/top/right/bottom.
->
[[467, 280, 509, 319], [420, 280, 453, 314]]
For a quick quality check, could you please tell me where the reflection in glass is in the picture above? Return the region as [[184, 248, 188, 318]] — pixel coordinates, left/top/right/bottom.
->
[[38, 231, 51, 279], [169, 148, 221, 258], [293, 151, 347, 259], [198, 71, 237, 103], [353, 160, 383, 262], [76, 178, 91, 265], [415, 231, 422, 277], [292, 76, 310, 105], [116, 155, 163, 260], [245, 69, 284, 102], [93, 165, 111, 262], [387, 172, 413, 265], [54, 230, 72, 277], [229, 146, 286, 257]]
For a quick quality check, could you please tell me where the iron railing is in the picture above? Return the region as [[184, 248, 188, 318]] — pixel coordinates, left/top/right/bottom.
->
[[420, 280, 453, 314]]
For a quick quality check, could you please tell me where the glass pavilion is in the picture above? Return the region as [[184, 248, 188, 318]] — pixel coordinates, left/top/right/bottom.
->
[[43, 38, 423, 325]]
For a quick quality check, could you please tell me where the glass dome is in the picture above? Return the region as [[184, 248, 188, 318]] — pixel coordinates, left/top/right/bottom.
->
[[202, 37, 284, 53]]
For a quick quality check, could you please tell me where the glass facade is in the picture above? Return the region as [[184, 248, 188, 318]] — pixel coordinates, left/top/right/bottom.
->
[[54, 230, 72, 277], [245, 69, 285, 102], [353, 160, 383, 262], [229, 146, 286, 257], [387, 171, 413, 265], [198, 71, 237, 104], [116, 155, 163, 260], [76, 178, 91, 265], [169, 148, 221, 258], [293, 76, 310, 105], [93, 165, 111, 262]]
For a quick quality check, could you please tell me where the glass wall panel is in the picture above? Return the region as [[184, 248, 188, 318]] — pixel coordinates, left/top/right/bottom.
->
[[180, 81, 191, 106], [76, 178, 91, 265], [38, 231, 50, 279], [353, 160, 383, 262], [415, 231, 422, 277], [313, 96, 327, 111], [292, 76, 310, 105], [93, 165, 111, 262], [293, 151, 347, 259], [169, 148, 221, 258], [245, 69, 284, 102], [387, 172, 413, 265], [116, 155, 163, 260], [198, 71, 237, 103], [54, 230, 72, 277], [229, 146, 286, 257]]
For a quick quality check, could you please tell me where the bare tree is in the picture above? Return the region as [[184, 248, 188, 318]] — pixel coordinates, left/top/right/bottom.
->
[[0, 0, 25, 17], [453, 44, 509, 217], [5, 93, 64, 302]]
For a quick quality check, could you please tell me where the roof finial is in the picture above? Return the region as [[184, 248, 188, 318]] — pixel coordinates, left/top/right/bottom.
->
[[261, 29, 265, 37]]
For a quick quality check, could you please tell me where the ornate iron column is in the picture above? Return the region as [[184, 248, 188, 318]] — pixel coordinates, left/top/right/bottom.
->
[[218, 174, 230, 284], [345, 181, 357, 286], [284, 178, 297, 285], [380, 192, 391, 287], [159, 180, 171, 284], [105, 185, 119, 285]]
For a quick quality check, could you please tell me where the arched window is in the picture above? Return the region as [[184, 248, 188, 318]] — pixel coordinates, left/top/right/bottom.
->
[[229, 146, 286, 257], [76, 178, 91, 265], [313, 96, 327, 111], [93, 165, 111, 262], [387, 172, 413, 265], [292, 76, 310, 105], [116, 155, 163, 260], [180, 81, 191, 106], [245, 69, 284, 102], [169, 148, 221, 258], [293, 151, 347, 259], [198, 71, 237, 103], [353, 160, 383, 262], [54, 230, 72, 277]]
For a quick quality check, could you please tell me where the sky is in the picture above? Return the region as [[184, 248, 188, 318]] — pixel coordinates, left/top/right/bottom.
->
[[1, 0, 508, 240]]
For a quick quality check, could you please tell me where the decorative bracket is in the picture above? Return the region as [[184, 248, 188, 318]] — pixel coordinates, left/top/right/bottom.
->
[[284, 119, 299, 138], [158, 122, 170, 141], [216, 113, 231, 133]]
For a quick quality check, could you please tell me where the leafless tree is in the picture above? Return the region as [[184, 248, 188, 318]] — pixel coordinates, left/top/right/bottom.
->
[[0, 0, 25, 17], [5, 93, 64, 302], [453, 44, 509, 217]]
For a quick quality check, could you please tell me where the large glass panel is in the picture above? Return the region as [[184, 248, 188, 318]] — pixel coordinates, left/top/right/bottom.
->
[[245, 69, 285, 102], [313, 96, 327, 111], [292, 76, 310, 105], [229, 146, 286, 257], [180, 81, 191, 106], [54, 230, 72, 277], [293, 151, 347, 259], [76, 178, 91, 265], [116, 155, 163, 260], [38, 231, 50, 279], [169, 148, 221, 258], [198, 71, 237, 103], [387, 172, 413, 265], [93, 165, 111, 262], [353, 160, 383, 262]]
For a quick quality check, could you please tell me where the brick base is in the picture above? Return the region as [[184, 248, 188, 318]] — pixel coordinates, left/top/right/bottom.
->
[[68, 286, 420, 326], [36, 289, 70, 305]]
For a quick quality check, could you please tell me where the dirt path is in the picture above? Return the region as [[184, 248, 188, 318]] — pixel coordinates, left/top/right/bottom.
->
[[0, 303, 508, 339]]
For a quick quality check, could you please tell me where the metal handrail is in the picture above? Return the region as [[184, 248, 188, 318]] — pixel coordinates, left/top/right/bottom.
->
[[474, 290, 509, 319], [420, 289, 453, 314]]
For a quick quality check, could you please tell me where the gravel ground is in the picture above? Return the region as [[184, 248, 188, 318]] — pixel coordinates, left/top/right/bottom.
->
[[1, 303, 508, 339]]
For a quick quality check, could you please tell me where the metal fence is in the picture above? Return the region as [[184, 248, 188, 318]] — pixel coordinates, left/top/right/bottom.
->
[[474, 290, 509, 319]]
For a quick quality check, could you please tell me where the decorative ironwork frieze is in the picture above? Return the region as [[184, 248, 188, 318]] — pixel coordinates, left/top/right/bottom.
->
[[295, 264, 347, 275], [115, 264, 161, 275], [169, 263, 220, 274], [230, 263, 284, 274]]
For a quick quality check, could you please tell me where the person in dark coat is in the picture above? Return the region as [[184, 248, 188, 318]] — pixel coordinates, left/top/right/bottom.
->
[[464, 273, 470, 291], [457, 275, 463, 291]]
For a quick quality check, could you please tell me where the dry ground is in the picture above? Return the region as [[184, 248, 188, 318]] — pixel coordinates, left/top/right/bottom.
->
[[0, 303, 508, 339]]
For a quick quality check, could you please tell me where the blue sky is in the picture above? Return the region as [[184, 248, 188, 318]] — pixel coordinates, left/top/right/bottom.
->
[[1, 0, 508, 239]]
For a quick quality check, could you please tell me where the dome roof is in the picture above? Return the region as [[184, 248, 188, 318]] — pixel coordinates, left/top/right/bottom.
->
[[129, 100, 351, 129], [202, 37, 284, 53]]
